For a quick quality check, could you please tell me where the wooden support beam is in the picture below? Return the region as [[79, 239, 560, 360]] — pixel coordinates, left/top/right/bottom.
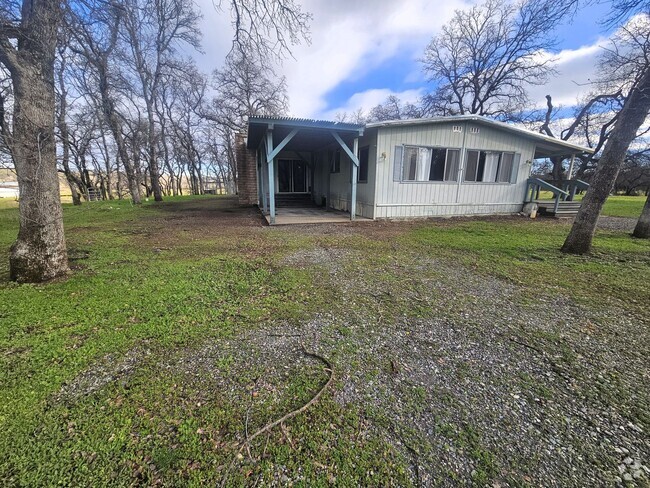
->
[[266, 130, 276, 224], [268, 129, 299, 162], [260, 141, 268, 213], [331, 131, 359, 167], [567, 153, 575, 180], [350, 137, 358, 221]]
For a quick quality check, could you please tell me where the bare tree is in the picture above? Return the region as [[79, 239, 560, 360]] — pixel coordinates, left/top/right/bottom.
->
[[221, 0, 311, 62], [211, 52, 288, 131], [66, 2, 142, 204], [55, 46, 84, 205], [538, 92, 625, 180], [421, 0, 575, 120], [121, 0, 201, 202], [367, 95, 422, 122], [613, 151, 650, 194], [0, 0, 69, 282], [206, 52, 288, 191], [563, 12, 650, 251]]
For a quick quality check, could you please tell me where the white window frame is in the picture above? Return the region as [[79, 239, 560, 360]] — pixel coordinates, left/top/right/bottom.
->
[[400, 145, 461, 183], [463, 149, 517, 184]]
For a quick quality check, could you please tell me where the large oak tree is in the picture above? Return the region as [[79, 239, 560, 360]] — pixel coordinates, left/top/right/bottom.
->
[[563, 10, 650, 252], [0, 0, 69, 282]]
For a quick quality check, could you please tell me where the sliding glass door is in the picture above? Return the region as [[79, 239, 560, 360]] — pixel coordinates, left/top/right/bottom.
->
[[277, 159, 309, 193]]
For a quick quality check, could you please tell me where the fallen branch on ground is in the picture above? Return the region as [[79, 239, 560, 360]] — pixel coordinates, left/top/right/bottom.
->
[[220, 343, 334, 487], [506, 334, 573, 383]]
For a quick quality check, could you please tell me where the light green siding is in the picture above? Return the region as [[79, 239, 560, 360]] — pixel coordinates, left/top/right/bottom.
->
[[373, 121, 535, 219]]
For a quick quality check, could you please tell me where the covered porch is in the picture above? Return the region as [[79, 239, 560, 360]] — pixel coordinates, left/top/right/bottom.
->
[[262, 207, 372, 225], [526, 142, 595, 217], [247, 117, 365, 225]]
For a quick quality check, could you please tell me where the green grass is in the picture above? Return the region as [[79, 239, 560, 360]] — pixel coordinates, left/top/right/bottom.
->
[[0, 196, 411, 486], [535, 192, 646, 218], [600, 195, 647, 218], [1, 195, 649, 486]]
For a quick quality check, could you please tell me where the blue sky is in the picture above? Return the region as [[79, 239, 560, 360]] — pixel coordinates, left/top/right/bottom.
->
[[193, 0, 622, 119]]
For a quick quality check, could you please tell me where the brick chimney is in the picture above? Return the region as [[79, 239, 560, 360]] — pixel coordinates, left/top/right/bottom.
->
[[235, 132, 258, 206]]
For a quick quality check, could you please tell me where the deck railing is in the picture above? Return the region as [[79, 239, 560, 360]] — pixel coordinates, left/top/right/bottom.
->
[[561, 179, 589, 201], [525, 178, 569, 214], [525, 178, 590, 214]]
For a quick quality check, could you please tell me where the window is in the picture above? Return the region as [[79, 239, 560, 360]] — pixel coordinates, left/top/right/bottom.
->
[[358, 146, 369, 182], [401, 146, 460, 182], [464, 150, 516, 183], [452, 125, 462, 133], [469, 127, 480, 134], [330, 150, 341, 173]]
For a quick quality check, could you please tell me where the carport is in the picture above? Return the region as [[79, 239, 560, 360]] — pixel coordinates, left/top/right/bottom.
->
[[246, 117, 365, 225]]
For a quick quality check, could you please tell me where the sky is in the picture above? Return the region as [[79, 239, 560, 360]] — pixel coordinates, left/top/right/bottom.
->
[[191, 0, 618, 120]]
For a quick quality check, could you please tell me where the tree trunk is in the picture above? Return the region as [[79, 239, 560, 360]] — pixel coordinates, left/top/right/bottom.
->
[[562, 67, 650, 254], [3, 0, 69, 282], [100, 130, 113, 199], [551, 156, 563, 180], [146, 105, 163, 201], [633, 192, 650, 238], [104, 106, 140, 204], [115, 154, 123, 199], [56, 58, 82, 206]]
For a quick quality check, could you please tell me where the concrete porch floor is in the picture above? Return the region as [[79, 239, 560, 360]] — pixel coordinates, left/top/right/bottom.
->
[[262, 207, 372, 225]]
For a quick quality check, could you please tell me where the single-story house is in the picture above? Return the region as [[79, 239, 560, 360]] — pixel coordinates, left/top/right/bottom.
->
[[236, 115, 593, 224]]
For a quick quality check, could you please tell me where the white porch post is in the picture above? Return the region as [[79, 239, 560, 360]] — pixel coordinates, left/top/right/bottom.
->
[[266, 129, 276, 224], [331, 131, 361, 221], [260, 141, 268, 214], [350, 137, 359, 221], [262, 159, 268, 214], [567, 153, 575, 179], [264, 127, 299, 225]]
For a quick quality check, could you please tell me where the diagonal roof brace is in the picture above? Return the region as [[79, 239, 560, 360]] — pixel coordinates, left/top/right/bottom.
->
[[267, 128, 299, 162], [331, 131, 359, 167]]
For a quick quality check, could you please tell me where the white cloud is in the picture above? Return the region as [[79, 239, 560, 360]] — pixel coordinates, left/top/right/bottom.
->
[[280, 0, 465, 117], [189, 0, 622, 122], [189, 0, 459, 115], [322, 87, 425, 120], [528, 41, 608, 108]]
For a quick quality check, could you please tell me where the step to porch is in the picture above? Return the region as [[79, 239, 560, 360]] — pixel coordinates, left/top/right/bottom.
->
[[534, 200, 582, 217], [274, 193, 316, 208]]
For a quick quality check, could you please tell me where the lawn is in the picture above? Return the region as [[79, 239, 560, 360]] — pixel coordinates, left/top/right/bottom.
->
[[535, 192, 646, 218], [1, 195, 649, 486]]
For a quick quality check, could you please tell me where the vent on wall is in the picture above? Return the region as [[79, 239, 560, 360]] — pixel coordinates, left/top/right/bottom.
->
[[452, 126, 462, 133], [469, 126, 480, 134]]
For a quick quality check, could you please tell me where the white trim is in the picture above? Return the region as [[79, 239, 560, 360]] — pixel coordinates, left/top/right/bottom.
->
[[376, 202, 522, 207]]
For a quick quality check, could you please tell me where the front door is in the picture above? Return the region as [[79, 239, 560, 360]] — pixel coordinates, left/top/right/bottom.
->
[[278, 159, 308, 193]]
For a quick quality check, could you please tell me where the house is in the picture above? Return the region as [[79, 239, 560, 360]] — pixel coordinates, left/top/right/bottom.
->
[[237, 115, 593, 224]]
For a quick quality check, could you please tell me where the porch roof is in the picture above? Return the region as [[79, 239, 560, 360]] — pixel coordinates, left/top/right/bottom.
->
[[246, 116, 364, 152]]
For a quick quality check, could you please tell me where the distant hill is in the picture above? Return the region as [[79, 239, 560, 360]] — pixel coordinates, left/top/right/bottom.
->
[[0, 168, 72, 200], [0, 168, 16, 183]]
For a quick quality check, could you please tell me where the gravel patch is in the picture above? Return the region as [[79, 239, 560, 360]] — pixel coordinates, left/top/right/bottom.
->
[[281, 247, 352, 271], [57, 348, 147, 401], [145, 248, 649, 486], [597, 216, 638, 232], [53, 228, 649, 486]]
